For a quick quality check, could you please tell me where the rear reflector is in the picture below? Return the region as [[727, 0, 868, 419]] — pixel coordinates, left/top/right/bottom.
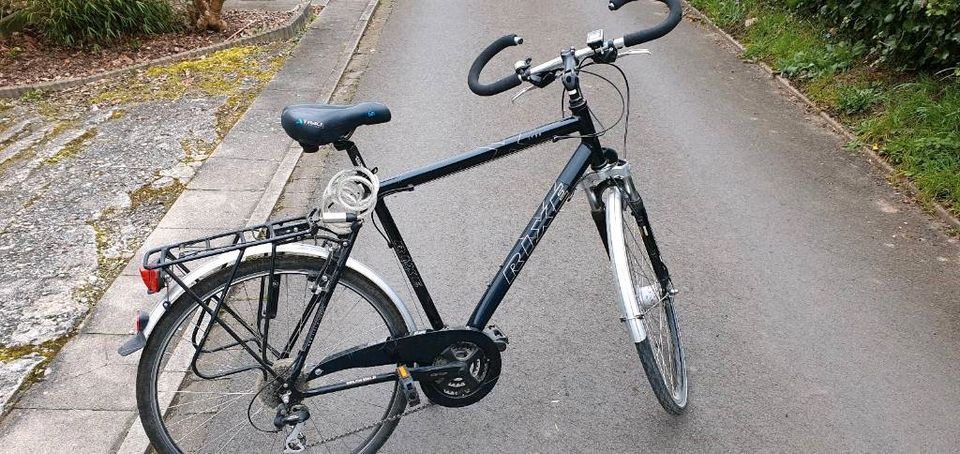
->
[[139, 267, 164, 294], [118, 312, 150, 356]]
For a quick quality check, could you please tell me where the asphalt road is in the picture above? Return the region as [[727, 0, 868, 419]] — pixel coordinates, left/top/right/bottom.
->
[[306, 1, 960, 452]]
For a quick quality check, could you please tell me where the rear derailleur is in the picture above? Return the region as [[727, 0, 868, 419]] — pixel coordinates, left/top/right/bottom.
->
[[274, 402, 310, 453]]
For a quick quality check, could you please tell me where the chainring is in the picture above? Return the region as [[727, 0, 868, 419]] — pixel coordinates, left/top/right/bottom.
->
[[420, 336, 501, 408]]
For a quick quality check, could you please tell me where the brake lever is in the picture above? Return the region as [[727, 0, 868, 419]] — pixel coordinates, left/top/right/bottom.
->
[[510, 85, 537, 104], [510, 68, 559, 104], [618, 49, 652, 57]]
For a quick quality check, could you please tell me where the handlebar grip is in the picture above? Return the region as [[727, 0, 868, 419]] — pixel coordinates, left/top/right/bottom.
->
[[616, 0, 683, 47], [467, 34, 524, 97]]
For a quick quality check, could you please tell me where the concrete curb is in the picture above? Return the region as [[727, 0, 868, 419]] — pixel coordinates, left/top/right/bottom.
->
[[0, 2, 312, 99], [683, 2, 960, 231], [0, 1, 380, 452], [115, 0, 380, 452]]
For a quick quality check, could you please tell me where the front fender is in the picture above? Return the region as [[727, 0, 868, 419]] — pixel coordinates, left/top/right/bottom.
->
[[120, 243, 418, 355]]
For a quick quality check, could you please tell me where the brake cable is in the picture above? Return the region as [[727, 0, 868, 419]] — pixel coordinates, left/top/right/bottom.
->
[[552, 62, 630, 143]]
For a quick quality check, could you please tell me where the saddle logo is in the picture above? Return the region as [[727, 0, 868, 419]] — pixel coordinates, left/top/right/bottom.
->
[[296, 118, 324, 128]]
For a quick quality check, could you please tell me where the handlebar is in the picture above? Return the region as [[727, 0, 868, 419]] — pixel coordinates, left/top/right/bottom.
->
[[614, 0, 683, 48], [467, 34, 524, 97], [466, 0, 683, 97]]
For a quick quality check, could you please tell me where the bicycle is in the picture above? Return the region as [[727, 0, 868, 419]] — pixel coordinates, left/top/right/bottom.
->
[[119, 0, 687, 451]]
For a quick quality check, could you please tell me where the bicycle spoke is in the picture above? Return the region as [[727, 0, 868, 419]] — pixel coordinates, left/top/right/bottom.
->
[[616, 193, 685, 408], [165, 392, 248, 430], [161, 390, 256, 411], [208, 407, 263, 453], [146, 260, 404, 453]]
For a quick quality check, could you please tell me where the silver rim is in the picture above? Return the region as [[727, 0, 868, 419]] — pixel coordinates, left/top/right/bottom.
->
[[148, 266, 402, 453]]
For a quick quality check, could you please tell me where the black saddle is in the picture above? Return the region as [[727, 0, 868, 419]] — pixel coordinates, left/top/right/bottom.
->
[[280, 102, 391, 152]]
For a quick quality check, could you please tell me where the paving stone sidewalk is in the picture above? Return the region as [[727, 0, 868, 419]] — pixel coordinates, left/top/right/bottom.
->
[[0, 0, 379, 452]]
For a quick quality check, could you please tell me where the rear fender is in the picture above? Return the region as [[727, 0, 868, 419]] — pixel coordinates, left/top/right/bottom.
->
[[131, 243, 418, 348]]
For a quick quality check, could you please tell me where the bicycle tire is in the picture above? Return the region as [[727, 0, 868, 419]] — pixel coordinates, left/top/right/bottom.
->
[[136, 254, 409, 453], [604, 187, 688, 414]]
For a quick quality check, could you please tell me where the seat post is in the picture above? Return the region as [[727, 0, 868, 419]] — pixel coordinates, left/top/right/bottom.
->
[[334, 140, 367, 168]]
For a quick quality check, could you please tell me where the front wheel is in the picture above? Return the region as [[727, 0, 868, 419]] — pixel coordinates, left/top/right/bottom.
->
[[604, 187, 688, 414]]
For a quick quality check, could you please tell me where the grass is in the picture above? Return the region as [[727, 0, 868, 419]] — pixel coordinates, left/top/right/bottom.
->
[[42, 127, 96, 164], [92, 43, 286, 140], [689, 0, 960, 217], [129, 178, 184, 210], [860, 80, 960, 209], [0, 335, 72, 389], [91, 45, 284, 105]]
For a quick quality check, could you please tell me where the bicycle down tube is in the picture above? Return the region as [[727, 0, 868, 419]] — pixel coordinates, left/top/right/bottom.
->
[[372, 114, 602, 330]]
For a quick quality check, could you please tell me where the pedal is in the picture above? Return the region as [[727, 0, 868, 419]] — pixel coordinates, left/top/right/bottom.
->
[[485, 325, 509, 352], [397, 365, 420, 407]]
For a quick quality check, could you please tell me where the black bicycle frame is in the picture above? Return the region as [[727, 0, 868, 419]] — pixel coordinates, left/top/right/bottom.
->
[[346, 102, 607, 333]]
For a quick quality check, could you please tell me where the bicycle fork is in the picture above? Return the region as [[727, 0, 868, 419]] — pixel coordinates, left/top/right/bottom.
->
[[580, 158, 654, 344]]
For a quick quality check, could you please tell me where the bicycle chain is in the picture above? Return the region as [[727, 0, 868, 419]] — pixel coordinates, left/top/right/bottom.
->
[[296, 340, 502, 448], [304, 401, 435, 448], [302, 368, 501, 448]]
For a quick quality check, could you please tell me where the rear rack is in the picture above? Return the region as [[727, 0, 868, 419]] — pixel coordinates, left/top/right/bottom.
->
[[141, 215, 340, 272]]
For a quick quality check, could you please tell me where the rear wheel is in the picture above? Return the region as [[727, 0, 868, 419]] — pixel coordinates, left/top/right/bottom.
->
[[604, 187, 688, 414], [136, 255, 409, 453]]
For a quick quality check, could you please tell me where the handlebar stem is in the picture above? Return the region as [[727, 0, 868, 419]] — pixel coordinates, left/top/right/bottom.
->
[[560, 49, 580, 94]]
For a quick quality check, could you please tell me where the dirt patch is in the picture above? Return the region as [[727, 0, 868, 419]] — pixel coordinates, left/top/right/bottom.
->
[[0, 9, 294, 88], [0, 40, 295, 410]]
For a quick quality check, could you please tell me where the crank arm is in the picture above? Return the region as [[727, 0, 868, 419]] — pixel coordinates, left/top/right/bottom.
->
[[408, 362, 466, 381]]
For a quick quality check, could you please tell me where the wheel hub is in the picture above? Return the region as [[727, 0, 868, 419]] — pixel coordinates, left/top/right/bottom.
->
[[258, 358, 304, 408]]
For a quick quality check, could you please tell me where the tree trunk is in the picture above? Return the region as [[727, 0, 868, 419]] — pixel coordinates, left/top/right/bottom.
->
[[192, 0, 226, 32]]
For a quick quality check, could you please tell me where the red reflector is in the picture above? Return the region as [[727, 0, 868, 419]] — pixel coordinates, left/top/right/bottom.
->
[[134, 311, 149, 333], [139, 267, 163, 294]]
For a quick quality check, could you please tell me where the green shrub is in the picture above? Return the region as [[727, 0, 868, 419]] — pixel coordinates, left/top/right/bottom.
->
[[0, 0, 180, 47], [792, 0, 960, 70], [859, 79, 960, 207], [835, 85, 883, 115], [689, 0, 755, 30], [741, 11, 806, 59], [776, 42, 864, 80]]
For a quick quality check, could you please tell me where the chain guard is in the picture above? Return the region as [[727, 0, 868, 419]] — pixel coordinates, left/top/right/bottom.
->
[[289, 328, 505, 448], [310, 327, 503, 408], [420, 335, 501, 408]]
